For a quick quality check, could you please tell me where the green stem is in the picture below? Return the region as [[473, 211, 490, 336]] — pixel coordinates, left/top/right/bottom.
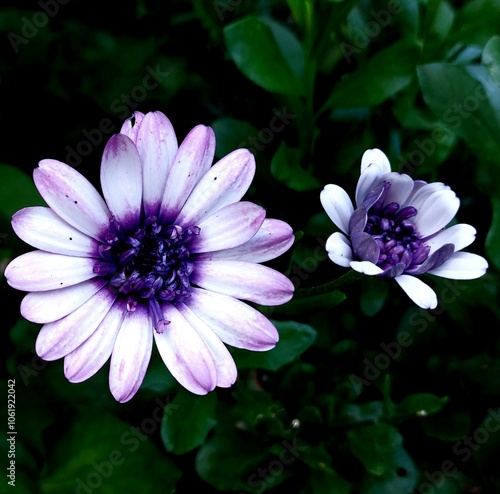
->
[[295, 270, 363, 298]]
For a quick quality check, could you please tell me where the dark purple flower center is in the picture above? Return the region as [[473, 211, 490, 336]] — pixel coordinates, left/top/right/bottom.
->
[[93, 216, 200, 331], [349, 180, 454, 278]]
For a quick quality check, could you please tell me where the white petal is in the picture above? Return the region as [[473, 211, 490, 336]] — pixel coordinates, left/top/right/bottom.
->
[[196, 218, 294, 263], [189, 202, 265, 253], [21, 279, 108, 323], [405, 182, 449, 210], [413, 189, 460, 238], [384, 173, 415, 205], [120, 111, 145, 141], [12, 207, 99, 257], [360, 148, 391, 175], [109, 304, 153, 403], [427, 252, 488, 280], [395, 274, 438, 309], [154, 304, 217, 395], [425, 224, 477, 255], [34, 159, 111, 241], [65, 299, 127, 383], [175, 149, 255, 226], [4, 251, 97, 291], [186, 288, 278, 351], [159, 125, 215, 224], [325, 232, 354, 268], [35, 287, 117, 360], [350, 260, 384, 275], [320, 184, 354, 234], [101, 134, 143, 231], [355, 163, 385, 208], [134, 111, 178, 217], [191, 260, 294, 305], [176, 303, 237, 388]]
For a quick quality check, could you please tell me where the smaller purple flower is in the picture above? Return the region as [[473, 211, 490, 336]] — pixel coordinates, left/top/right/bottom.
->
[[4, 111, 295, 402], [320, 148, 488, 309]]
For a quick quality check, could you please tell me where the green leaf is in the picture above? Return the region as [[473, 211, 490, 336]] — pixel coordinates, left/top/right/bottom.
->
[[274, 290, 346, 318], [324, 39, 420, 110], [40, 410, 181, 494], [231, 320, 316, 371], [303, 469, 352, 494], [0, 164, 45, 219], [486, 197, 500, 270], [347, 423, 400, 476], [161, 389, 217, 455], [483, 35, 500, 91], [223, 15, 305, 95], [211, 117, 257, 159], [422, 411, 472, 442], [195, 429, 270, 492], [270, 142, 321, 191], [395, 393, 449, 419]]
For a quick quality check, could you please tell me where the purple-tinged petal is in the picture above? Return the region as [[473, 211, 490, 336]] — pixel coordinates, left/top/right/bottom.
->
[[186, 287, 279, 351], [424, 224, 477, 255], [12, 206, 99, 258], [159, 125, 215, 224], [320, 184, 354, 235], [101, 134, 143, 231], [403, 179, 428, 205], [355, 163, 386, 208], [413, 188, 460, 238], [362, 181, 388, 210], [34, 159, 111, 241], [21, 279, 108, 324], [176, 303, 237, 388], [175, 149, 255, 226], [65, 299, 127, 383], [350, 261, 384, 276], [379, 262, 406, 278], [35, 287, 117, 361], [196, 219, 294, 263], [348, 208, 368, 235], [119, 111, 145, 141], [427, 252, 488, 280], [155, 303, 217, 395], [351, 232, 380, 264], [189, 202, 265, 254], [325, 232, 354, 268], [395, 274, 438, 309], [191, 260, 294, 305], [4, 251, 97, 291], [134, 111, 178, 217], [406, 244, 455, 275], [109, 303, 153, 403], [384, 172, 414, 205]]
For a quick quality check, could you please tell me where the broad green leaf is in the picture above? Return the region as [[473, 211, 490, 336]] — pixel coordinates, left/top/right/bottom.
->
[[274, 291, 346, 318], [195, 429, 270, 492], [231, 320, 316, 371], [303, 469, 352, 494], [395, 393, 449, 419], [360, 276, 389, 317], [324, 39, 420, 110], [0, 164, 45, 219], [347, 423, 401, 476], [270, 142, 321, 191], [40, 410, 181, 494], [161, 389, 217, 455], [483, 35, 500, 89], [211, 117, 257, 159], [223, 15, 305, 96], [485, 197, 500, 269], [422, 411, 472, 442]]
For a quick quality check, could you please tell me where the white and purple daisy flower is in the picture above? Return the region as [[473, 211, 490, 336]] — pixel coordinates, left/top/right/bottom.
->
[[4, 111, 295, 402], [320, 148, 488, 309]]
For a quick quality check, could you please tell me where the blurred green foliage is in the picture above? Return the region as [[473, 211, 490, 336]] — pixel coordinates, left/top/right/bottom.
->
[[1, 0, 500, 493]]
